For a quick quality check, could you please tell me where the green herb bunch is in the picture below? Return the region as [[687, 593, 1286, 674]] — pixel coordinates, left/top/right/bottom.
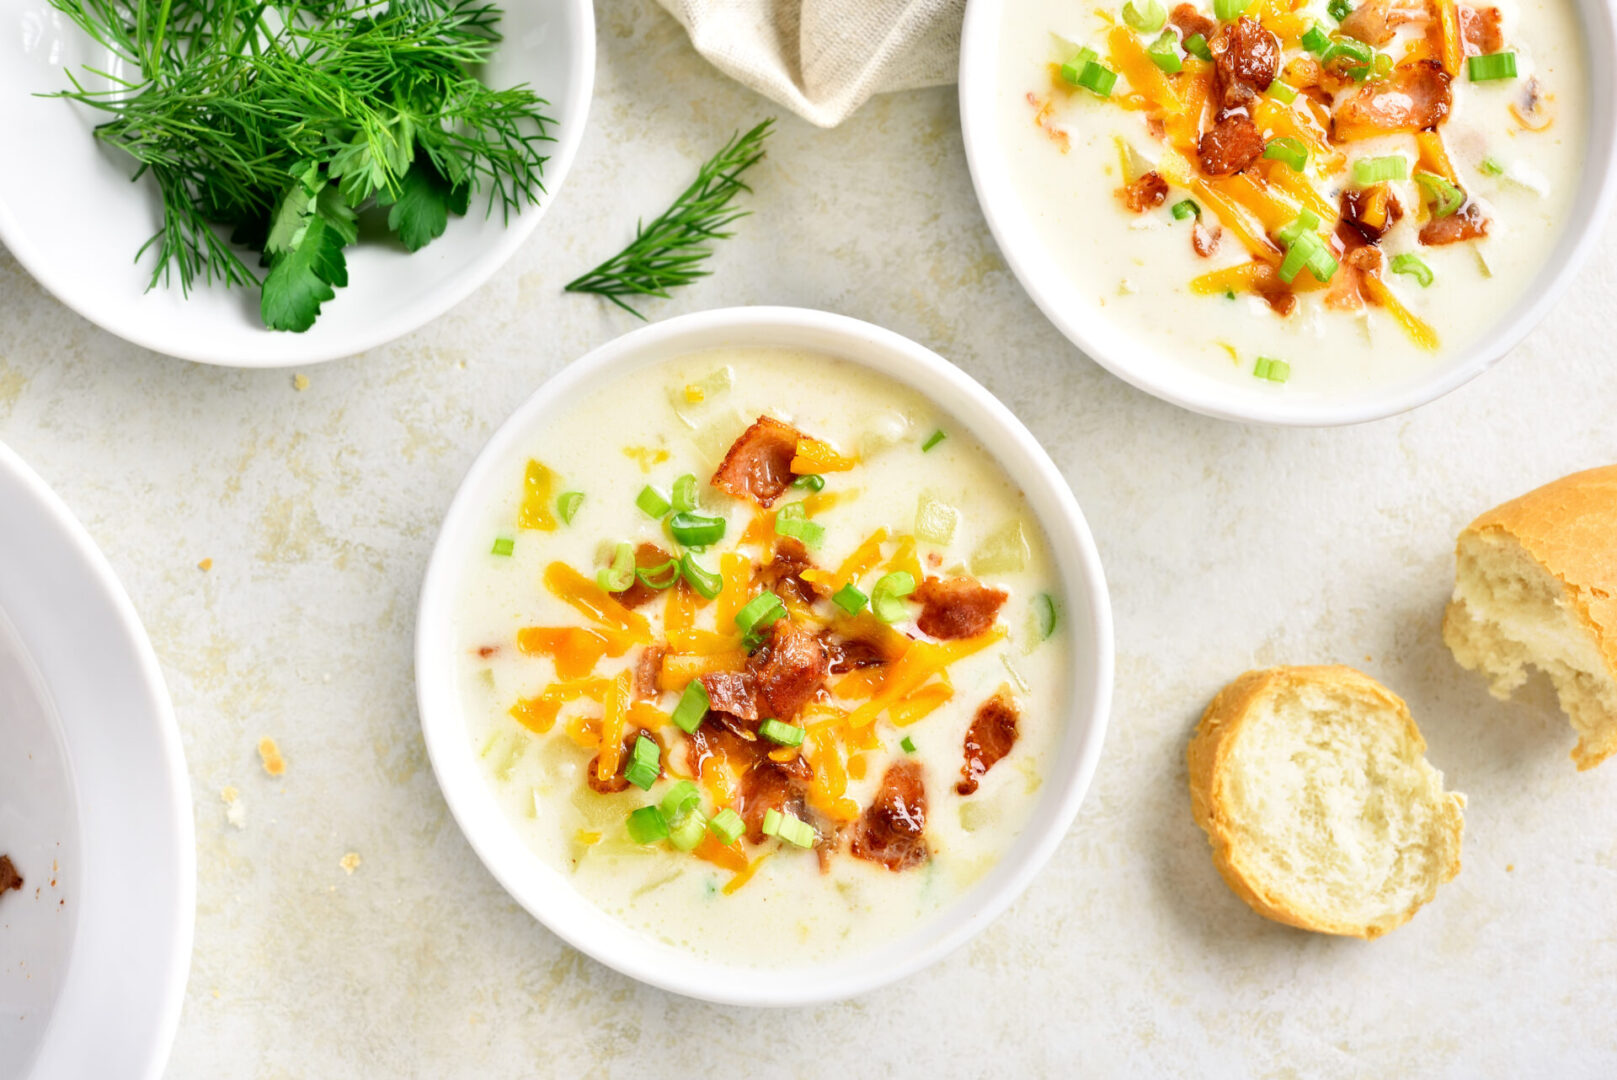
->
[[46, 0, 555, 331]]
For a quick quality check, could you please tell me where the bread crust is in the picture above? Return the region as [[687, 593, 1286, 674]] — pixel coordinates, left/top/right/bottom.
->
[[1454, 465, 1617, 769], [1187, 665, 1464, 940]]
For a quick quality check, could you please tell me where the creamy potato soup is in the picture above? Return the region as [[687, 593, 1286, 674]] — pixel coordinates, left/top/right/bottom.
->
[[998, 0, 1586, 392], [453, 350, 1065, 965]]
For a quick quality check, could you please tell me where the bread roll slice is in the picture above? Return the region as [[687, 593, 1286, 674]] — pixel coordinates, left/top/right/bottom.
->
[[1188, 666, 1465, 940], [1443, 466, 1617, 770]]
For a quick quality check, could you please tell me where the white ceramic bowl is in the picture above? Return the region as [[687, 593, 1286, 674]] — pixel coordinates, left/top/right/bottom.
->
[[415, 307, 1114, 1004], [959, 0, 1617, 425], [0, 0, 594, 367], [0, 442, 193, 1079]]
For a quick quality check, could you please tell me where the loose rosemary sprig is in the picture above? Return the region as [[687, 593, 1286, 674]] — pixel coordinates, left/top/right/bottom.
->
[[43, 0, 555, 332], [565, 119, 774, 318]]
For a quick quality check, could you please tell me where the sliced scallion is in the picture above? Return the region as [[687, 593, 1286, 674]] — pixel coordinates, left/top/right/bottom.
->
[[669, 811, 707, 851], [1035, 593, 1059, 639], [1123, 0, 1166, 33], [1262, 136, 1308, 172], [774, 502, 827, 549], [635, 485, 671, 519], [1183, 32, 1212, 60], [792, 473, 826, 491], [1058, 46, 1098, 85], [734, 591, 787, 636], [556, 491, 584, 525], [1320, 36, 1372, 67], [671, 473, 699, 513], [597, 541, 636, 593], [1390, 252, 1434, 287], [1480, 156, 1506, 177], [1300, 22, 1329, 53], [833, 582, 868, 616], [901, 736, 917, 754], [1147, 29, 1183, 73], [1268, 79, 1298, 103], [759, 719, 806, 747], [1328, 0, 1352, 20], [1074, 60, 1118, 97], [761, 807, 783, 837], [491, 537, 515, 557], [660, 780, 701, 820], [1275, 209, 1321, 246], [921, 429, 947, 452], [1414, 171, 1465, 217], [669, 511, 727, 547], [707, 807, 746, 846], [1170, 199, 1200, 220], [1352, 155, 1408, 184], [1213, 0, 1249, 19], [635, 559, 682, 591], [871, 571, 917, 624], [1254, 356, 1291, 383], [679, 553, 722, 599], [671, 678, 711, 734], [626, 805, 669, 844], [1468, 51, 1517, 81], [776, 813, 816, 849]]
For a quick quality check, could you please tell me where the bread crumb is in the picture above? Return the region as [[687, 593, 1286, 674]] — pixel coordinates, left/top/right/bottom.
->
[[292, 373, 309, 391], [198, 557, 213, 572], [221, 786, 246, 829], [339, 852, 362, 875], [257, 737, 286, 777]]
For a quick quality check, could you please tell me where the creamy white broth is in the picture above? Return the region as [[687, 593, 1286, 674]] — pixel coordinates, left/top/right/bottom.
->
[[996, 0, 1587, 394], [452, 349, 1064, 966]]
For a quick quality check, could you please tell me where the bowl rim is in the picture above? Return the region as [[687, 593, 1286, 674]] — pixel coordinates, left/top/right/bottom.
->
[[0, 440, 194, 1079], [414, 305, 1115, 1005], [0, 0, 595, 369], [957, 0, 1617, 426]]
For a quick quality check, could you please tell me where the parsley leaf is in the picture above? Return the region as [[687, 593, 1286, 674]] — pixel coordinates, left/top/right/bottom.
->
[[378, 157, 472, 253], [261, 214, 349, 332]]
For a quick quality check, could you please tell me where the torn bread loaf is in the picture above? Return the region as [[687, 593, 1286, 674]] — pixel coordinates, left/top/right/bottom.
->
[[1188, 666, 1465, 940], [1444, 466, 1617, 770]]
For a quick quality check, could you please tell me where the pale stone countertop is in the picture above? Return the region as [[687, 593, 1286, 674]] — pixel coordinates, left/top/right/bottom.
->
[[4, 0, 1617, 1075]]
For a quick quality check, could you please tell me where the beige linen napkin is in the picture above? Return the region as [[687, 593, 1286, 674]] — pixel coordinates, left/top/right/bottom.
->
[[654, 0, 965, 127]]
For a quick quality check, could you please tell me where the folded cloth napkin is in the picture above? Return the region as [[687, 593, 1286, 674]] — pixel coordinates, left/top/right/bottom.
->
[[654, 0, 965, 127]]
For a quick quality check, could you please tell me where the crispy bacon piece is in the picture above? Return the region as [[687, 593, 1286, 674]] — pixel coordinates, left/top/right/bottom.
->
[[958, 688, 1021, 796], [587, 728, 663, 794], [685, 721, 749, 777], [1459, 5, 1503, 56], [1198, 111, 1266, 176], [1192, 220, 1222, 257], [1171, 2, 1214, 40], [634, 645, 667, 699], [755, 537, 818, 604], [1334, 60, 1451, 134], [1215, 17, 1279, 98], [1338, 0, 1424, 47], [1120, 170, 1169, 213], [1338, 185, 1404, 245], [739, 759, 814, 843], [1419, 200, 1490, 245], [699, 671, 762, 721], [850, 761, 930, 871], [749, 619, 829, 720], [822, 634, 889, 674], [914, 576, 1009, 640], [1324, 242, 1382, 311], [712, 416, 804, 508], [615, 543, 680, 610]]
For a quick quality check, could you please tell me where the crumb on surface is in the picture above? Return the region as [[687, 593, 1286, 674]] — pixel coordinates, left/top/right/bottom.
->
[[292, 373, 309, 391], [198, 557, 213, 572], [0, 855, 21, 895], [339, 852, 362, 875], [258, 737, 286, 777], [221, 786, 246, 829]]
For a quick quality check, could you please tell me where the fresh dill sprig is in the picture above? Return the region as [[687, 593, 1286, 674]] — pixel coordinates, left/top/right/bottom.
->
[[42, 0, 555, 331], [565, 119, 774, 319]]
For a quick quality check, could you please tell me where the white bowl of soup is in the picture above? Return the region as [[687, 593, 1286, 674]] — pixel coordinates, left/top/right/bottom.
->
[[415, 307, 1113, 1003], [960, 0, 1617, 423]]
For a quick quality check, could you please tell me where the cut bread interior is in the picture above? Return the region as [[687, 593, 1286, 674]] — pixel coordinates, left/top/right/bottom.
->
[[1189, 668, 1464, 940], [1445, 527, 1617, 770]]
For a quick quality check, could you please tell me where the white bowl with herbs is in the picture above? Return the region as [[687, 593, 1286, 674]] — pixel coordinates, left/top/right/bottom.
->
[[0, 0, 594, 366]]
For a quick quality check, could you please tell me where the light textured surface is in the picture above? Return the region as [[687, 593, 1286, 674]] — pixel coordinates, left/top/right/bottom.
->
[[3, 0, 1617, 1074]]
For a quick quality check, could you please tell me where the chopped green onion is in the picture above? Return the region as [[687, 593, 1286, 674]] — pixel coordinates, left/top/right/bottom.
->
[[1123, 0, 1166, 32], [679, 553, 723, 599], [1183, 32, 1212, 60], [1328, 0, 1352, 20], [774, 502, 827, 549], [921, 429, 947, 452], [1320, 36, 1373, 67], [1254, 356, 1290, 383], [669, 511, 727, 547], [833, 583, 868, 616], [759, 719, 806, 747], [871, 571, 917, 624], [669, 811, 707, 851], [671, 474, 699, 513], [660, 780, 701, 821], [1058, 46, 1099, 85], [1213, 0, 1249, 19], [1275, 209, 1321, 246], [1390, 252, 1434, 287], [1224, 289, 1237, 300], [626, 736, 661, 790], [626, 806, 669, 844], [1170, 198, 1200, 220], [761, 808, 783, 837], [792, 473, 826, 491], [734, 591, 787, 636], [1035, 593, 1059, 639], [1268, 80, 1298, 103], [671, 678, 710, 734], [775, 813, 816, 849], [1414, 171, 1465, 217], [597, 542, 636, 593], [1262, 137, 1308, 172], [707, 807, 745, 846], [1278, 231, 1336, 285], [1468, 51, 1517, 81], [1352, 155, 1408, 183], [1074, 60, 1118, 97], [901, 736, 917, 754], [635, 559, 682, 591], [556, 491, 584, 525], [1147, 29, 1183, 73], [491, 537, 515, 557], [1480, 156, 1506, 177], [1300, 22, 1329, 53], [635, 486, 671, 519], [1305, 244, 1339, 283]]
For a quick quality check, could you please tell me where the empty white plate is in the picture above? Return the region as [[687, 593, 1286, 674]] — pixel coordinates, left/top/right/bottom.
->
[[0, 442, 193, 1079]]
